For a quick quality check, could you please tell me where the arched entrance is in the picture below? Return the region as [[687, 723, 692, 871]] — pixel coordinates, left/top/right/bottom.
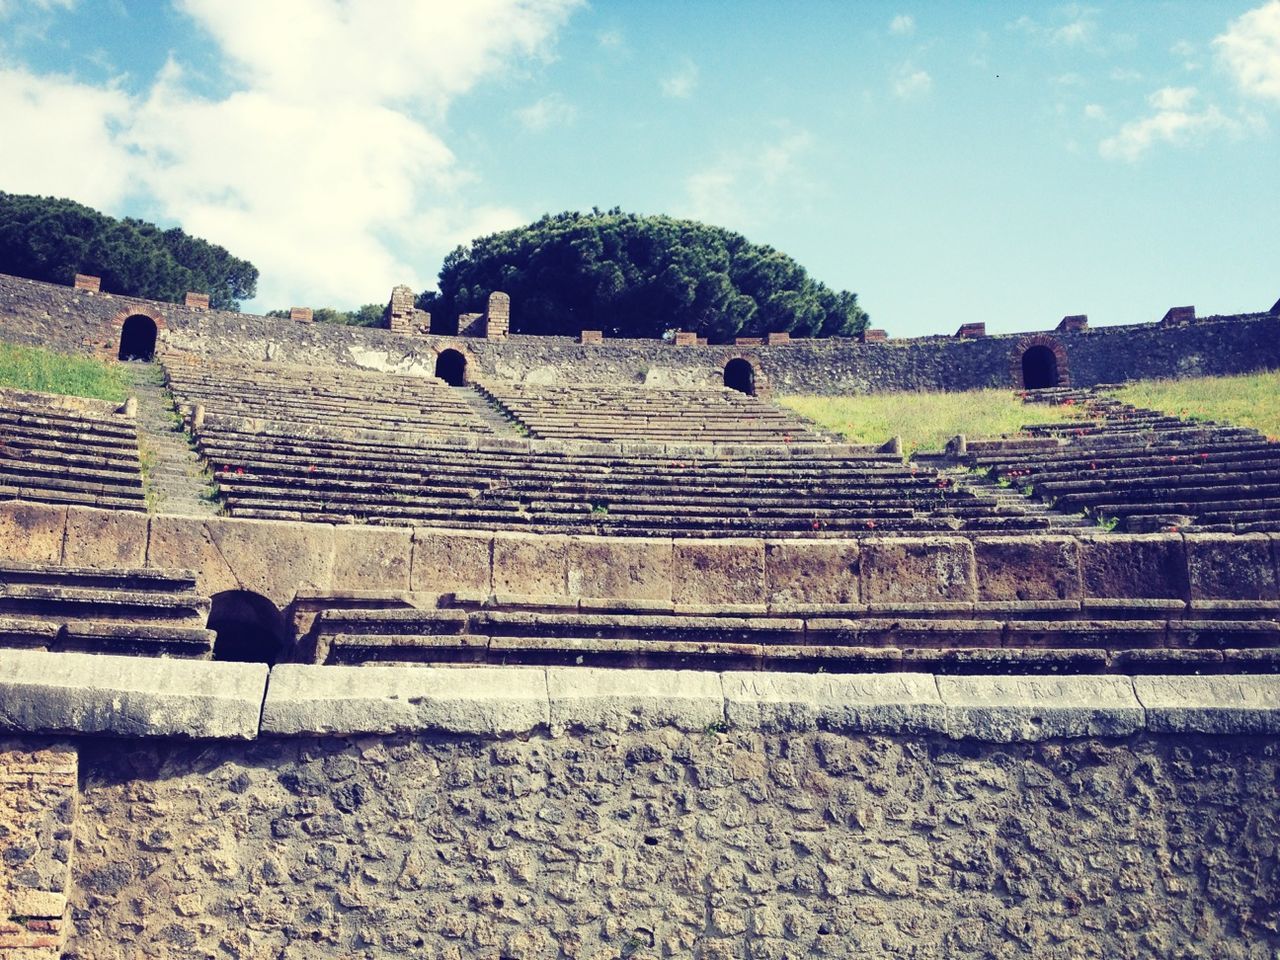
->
[[1021, 345, 1060, 389], [118, 314, 157, 361], [723, 358, 756, 395], [435, 348, 467, 386], [208, 590, 288, 664]]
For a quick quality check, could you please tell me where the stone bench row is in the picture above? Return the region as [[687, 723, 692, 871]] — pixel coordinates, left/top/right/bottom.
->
[[3, 651, 1277, 741], [0, 561, 213, 657]]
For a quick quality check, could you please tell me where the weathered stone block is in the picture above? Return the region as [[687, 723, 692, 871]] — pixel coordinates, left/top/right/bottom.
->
[[148, 515, 335, 607], [0, 501, 66, 563], [493, 532, 567, 597], [411, 528, 491, 594], [940, 676, 1143, 741], [1135, 675, 1280, 734], [860, 537, 975, 603], [62, 506, 147, 569], [1185, 534, 1279, 600], [1079, 535, 1189, 599], [672, 539, 765, 605], [262, 664, 548, 736], [974, 536, 1080, 601], [547, 668, 721, 731], [723, 672, 944, 733], [764, 540, 860, 605], [332, 525, 411, 591], [566, 536, 671, 601], [0, 650, 266, 739]]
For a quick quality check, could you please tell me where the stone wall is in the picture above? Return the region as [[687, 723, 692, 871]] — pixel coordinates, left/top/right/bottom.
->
[[59, 727, 1280, 959], [2, 272, 1277, 393]]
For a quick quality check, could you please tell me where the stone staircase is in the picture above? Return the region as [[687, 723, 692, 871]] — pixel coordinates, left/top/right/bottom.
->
[[125, 362, 220, 516], [461, 384, 528, 437], [941, 465, 1093, 532]]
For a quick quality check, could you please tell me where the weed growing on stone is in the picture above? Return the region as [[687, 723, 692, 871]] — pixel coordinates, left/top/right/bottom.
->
[[1111, 370, 1280, 440]]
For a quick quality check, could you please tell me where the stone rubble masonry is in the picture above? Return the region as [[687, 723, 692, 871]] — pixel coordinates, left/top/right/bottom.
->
[[4, 501, 1280, 616], [0, 741, 75, 960], [2, 271, 1279, 394], [64, 727, 1280, 959]]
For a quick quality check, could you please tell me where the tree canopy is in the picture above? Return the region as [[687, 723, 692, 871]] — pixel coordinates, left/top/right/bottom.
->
[[265, 305, 385, 326], [420, 210, 867, 341], [0, 192, 258, 310]]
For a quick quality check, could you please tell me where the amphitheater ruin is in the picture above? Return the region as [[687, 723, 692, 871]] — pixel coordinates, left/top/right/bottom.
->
[[2, 269, 1280, 957]]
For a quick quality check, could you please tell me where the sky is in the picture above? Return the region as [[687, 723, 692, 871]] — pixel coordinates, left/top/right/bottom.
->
[[0, 0, 1277, 335]]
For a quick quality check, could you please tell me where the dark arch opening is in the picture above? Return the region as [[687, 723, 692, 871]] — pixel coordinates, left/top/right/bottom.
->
[[723, 357, 756, 395], [118, 315, 157, 361], [209, 590, 287, 664], [435, 348, 467, 386], [1021, 345, 1060, 390]]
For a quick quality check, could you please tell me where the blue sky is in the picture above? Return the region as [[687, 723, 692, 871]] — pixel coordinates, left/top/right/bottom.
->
[[1, 1, 1277, 335]]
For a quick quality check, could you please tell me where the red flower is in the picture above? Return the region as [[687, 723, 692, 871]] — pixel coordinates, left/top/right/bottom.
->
[[236, 467, 245, 475], [222, 464, 230, 473], [1090, 462, 1098, 470], [810, 519, 821, 530], [865, 520, 877, 529], [308, 465, 317, 472]]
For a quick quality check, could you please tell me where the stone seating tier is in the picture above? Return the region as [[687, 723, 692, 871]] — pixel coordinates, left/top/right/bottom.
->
[[978, 390, 1280, 533], [163, 355, 493, 437], [479, 380, 826, 443], [0, 388, 145, 511], [196, 426, 1051, 536], [301, 592, 1280, 675], [0, 561, 215, 657]]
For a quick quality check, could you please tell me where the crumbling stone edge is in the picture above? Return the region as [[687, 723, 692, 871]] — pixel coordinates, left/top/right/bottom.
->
[[1, 650, 1277, 743]]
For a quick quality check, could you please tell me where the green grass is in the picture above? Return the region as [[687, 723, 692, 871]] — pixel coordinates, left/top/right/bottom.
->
[[780, 387, 1088, 456], [0, 341, 129, 403], [1111, 369, 1280, 441]]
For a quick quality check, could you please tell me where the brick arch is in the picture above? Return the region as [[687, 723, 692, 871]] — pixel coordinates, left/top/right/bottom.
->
[[431, 342, 474, 386], [106, 305, 167, 362], [1010, 334, 1070, 389], [720, 352, 771, 396]]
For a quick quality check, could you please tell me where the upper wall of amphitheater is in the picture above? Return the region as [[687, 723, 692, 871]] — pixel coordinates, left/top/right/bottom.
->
[[1, 271, 1277, 394]]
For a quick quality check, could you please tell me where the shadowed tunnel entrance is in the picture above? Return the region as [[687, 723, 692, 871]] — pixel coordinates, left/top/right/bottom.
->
[[1021, 345, 1060, 389], [118, 315, 157, 361], [435, 349, 467, 386], [723, 358, 756, 395], [209, 590, 287, 664]]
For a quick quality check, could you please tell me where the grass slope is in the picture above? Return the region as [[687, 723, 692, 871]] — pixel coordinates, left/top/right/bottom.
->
[[1111, 370, 1280, 441], [0, 341, 129, 402], [781, 388, 1086, 455]]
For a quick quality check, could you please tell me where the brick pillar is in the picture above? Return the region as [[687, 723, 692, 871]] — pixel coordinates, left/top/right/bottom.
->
[[673, 331, 697, 346], [185, 292, 210, 310], [955, 322, 986, 339], [580, 330, 603, 344], [290, 307, 313, 323], [1057, 314, 1088, 332], [386, 285, 416, 334], [1161, 306, 1195, 325], [859, 329, 887, 343], [485, 291, 510, 340], [766, 332, 791, 345], [74, 274, 100, 292]]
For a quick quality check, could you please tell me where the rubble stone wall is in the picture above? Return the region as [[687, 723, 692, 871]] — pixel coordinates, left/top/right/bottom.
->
[[2, 272, 1277, 393], [62, 729, 1280, 960]]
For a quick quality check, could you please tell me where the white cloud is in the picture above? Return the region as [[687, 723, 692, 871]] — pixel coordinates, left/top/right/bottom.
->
[[597, 28, 623, 49], [0, 66, 134, 209], [0, 0, 74, 16], [1083, 103, 1107, 120], [892, 62, 932, 99], [889, 14, 914, 36], [1009, 4, 1098, 47], [516, 93, 576, 131], [683, 129, 814, 229], [661, 58, 698, 99], [0, 0, 582, 307], [1214, 0, 1280, 103], [1099, 86, 1256, 161]]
